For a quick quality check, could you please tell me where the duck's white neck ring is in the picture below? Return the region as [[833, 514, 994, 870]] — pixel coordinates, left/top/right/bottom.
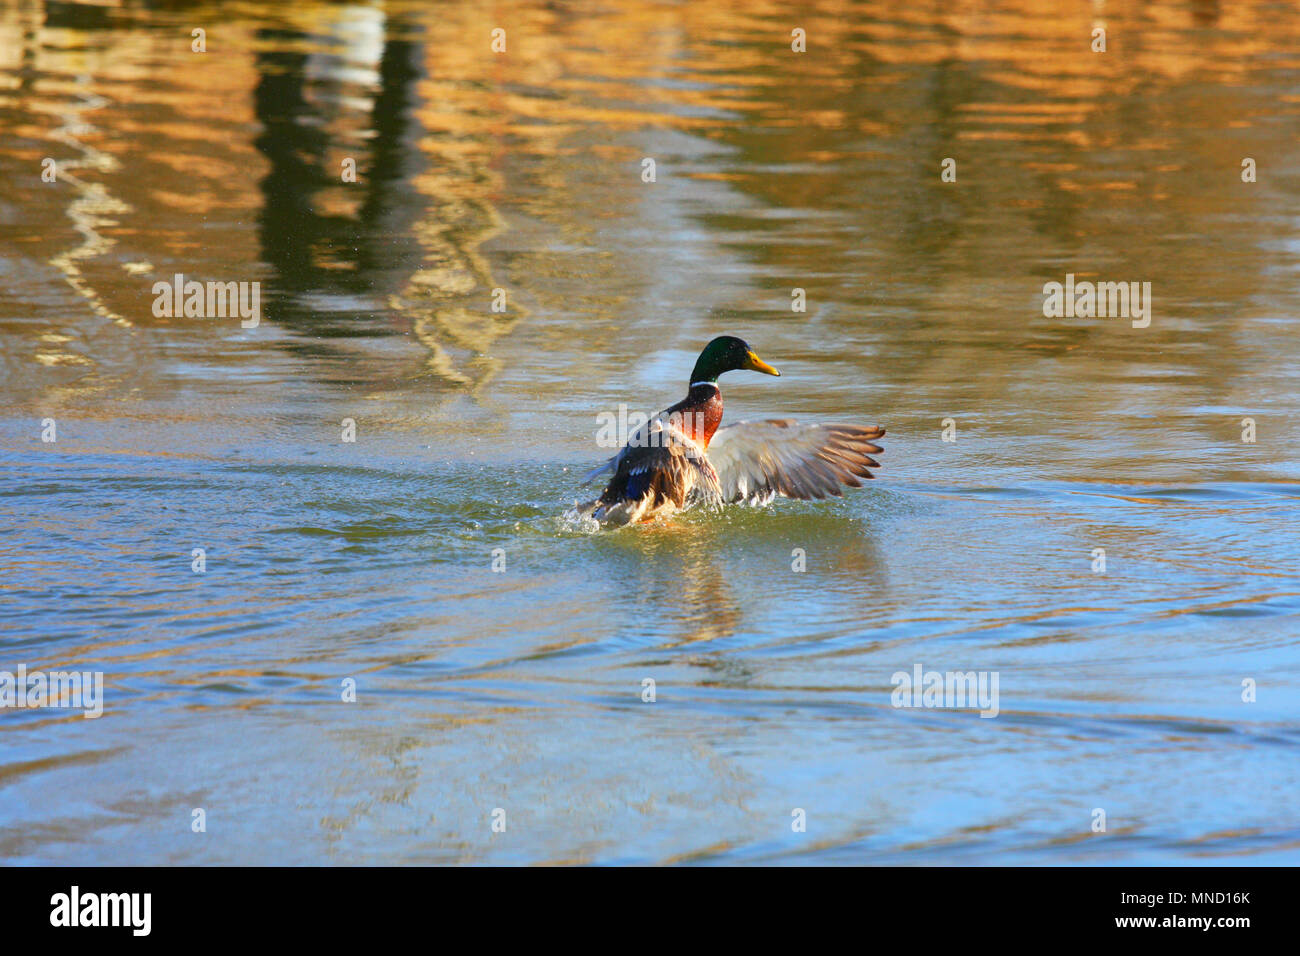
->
[[690, 381, 720, 390]]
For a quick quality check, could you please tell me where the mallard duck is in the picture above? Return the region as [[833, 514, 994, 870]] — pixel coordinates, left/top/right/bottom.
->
[[578, 336, 885, 525]]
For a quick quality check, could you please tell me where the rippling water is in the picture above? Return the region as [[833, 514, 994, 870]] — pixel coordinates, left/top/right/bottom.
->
[[2, 0, 1300, 864]]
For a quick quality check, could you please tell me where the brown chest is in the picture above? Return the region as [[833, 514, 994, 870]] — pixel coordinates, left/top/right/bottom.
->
[[668, 387, 724, 447]]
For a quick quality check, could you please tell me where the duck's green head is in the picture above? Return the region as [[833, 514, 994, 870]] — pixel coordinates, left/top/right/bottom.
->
[[690, 335, 780, 384]]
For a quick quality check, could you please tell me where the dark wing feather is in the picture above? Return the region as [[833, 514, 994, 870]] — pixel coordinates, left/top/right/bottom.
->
[[597, 418, 721, 507]]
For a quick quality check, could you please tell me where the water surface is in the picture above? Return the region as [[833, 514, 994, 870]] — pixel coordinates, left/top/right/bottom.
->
[[2, 0, 1300, 864]]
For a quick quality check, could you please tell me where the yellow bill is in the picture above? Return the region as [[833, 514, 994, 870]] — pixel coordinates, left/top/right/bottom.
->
[[744, 350, 780, 376]]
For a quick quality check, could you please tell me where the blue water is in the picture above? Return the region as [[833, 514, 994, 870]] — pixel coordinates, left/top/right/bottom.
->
[[2, 0, 1300, 864]]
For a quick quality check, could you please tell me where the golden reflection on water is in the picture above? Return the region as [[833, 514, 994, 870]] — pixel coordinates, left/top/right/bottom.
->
[[2, 0, 1298, 418]]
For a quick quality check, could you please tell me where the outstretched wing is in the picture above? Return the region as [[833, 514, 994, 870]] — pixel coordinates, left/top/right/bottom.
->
[[582, 453, 619, 485], [581, 414, 687, 486], [706, 420, 884, 504]]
